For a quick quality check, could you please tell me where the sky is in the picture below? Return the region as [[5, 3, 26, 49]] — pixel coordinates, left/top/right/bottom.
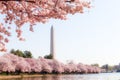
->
[[1, 0, 120, 66]]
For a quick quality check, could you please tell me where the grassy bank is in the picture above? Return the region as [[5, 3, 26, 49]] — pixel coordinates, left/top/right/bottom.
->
[[0, 74, 45, 79]]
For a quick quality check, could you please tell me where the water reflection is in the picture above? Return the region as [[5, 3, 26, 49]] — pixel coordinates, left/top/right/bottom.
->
[[0, 75, 78, 80], [1, 73, 120, 80], [0, 75, 62, 80]]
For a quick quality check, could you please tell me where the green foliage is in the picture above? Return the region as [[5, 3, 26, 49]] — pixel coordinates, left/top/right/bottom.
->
[[91, 64, 99, 67], [44, 54, 53, 59], [101, 64, 114, 72], [24, 51, 33, 58], [10, 49, 33, 58]]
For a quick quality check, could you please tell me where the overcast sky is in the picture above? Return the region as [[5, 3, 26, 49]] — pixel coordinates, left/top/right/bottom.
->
[[1, 0, 120, 66]]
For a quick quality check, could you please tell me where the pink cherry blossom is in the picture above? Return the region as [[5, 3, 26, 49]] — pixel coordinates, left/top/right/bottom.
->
[[0, 53, 101, 74], [0, 0, 91, 51]]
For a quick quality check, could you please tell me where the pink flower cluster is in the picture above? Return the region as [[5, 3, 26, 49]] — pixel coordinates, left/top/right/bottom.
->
[[0, 23, 11, 52], [0, 0, 91, 51], [0, 54, 101, 74]]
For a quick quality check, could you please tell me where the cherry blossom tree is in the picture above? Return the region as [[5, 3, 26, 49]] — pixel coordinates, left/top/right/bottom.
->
[[38, 58, 52, 73], [0, 53, 101, 74], [0, 54, 15, 73], [0, 0, 91, 51], [15, 57, 31, 73], [47, 60, 64, 73], [77, 63, 88, 73], [25, 58, 42, 73], [66, 61, 78, 73]]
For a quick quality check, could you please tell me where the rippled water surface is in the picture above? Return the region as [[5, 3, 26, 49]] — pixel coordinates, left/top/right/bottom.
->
[[1, 73, 120, 80]]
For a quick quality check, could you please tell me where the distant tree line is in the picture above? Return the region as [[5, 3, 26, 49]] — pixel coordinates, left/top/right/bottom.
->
[[91, 64, 99, 67], [101, 64, 120, 72], [44, 54, 53, 59], [91, 63, 120, 73], [10, 49, 33, 58], [0, 53, 101, 75], [10, 49, 54, 60]]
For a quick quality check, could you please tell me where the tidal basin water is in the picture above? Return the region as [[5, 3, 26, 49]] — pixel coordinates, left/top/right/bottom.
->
[[1, 73, 120, 80]]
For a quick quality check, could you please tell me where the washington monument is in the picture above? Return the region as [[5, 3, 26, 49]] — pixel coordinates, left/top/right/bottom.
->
[[50, 26, 55, 59]]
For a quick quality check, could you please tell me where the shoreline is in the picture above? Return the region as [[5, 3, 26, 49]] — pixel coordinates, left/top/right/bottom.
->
[[0, 74, 45, 79], [0, 73, 100, 79]]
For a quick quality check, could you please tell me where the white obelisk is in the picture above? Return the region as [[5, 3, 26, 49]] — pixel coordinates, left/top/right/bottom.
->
[[50, 26, 55, 59]]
